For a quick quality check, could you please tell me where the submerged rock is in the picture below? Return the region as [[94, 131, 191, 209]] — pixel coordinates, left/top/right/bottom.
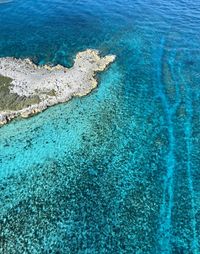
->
[[0, 49, 116, 126]]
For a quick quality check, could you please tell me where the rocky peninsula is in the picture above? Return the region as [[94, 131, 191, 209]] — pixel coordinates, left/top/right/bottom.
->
[[0, 49, 115, 126]]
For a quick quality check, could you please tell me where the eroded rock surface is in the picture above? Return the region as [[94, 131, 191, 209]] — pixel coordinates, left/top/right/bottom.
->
[[0, 49, 115, 125]]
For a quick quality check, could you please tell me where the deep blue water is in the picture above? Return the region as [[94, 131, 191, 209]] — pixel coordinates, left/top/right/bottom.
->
[[1, 0, 200, 253]]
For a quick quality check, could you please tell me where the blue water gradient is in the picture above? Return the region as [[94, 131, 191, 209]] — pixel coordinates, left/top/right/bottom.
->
[[1, 0, 200, 253]]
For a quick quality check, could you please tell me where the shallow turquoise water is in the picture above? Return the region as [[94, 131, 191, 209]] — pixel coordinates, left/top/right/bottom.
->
[[1, 0, 200, 253]]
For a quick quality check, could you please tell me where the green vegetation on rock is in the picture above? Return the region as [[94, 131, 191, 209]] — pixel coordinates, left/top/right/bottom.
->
[[46, 89, 57, 97], [0, 75, 40, 111]]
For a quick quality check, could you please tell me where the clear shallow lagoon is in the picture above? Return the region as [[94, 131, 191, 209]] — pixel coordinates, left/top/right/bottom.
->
[[1, 0, 200, 253]]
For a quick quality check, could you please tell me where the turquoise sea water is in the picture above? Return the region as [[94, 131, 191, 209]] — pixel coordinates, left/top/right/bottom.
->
[[1, 0, 200, 253]]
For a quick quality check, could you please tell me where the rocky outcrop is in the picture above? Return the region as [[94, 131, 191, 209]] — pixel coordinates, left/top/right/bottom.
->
[[0, 49, 116, 126]]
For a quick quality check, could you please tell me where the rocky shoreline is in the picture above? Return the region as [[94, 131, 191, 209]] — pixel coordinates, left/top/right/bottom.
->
[[0, 49, 115, 126]]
